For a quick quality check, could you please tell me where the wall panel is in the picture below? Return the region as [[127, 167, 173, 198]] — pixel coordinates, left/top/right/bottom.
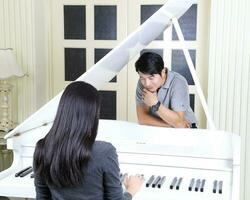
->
[[0, 0, 49, 125], [208, 0, 250, 199]]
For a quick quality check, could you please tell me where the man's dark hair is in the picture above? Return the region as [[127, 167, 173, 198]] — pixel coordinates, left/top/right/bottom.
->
[[33, 81, 100, 187], [135, 52, 165, 75]]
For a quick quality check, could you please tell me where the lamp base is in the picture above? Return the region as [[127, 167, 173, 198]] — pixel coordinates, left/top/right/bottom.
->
[[0, 81, 15, 132]]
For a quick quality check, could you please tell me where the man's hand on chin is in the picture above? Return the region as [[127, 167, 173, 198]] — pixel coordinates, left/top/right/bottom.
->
[[142, 88, 158, 107]]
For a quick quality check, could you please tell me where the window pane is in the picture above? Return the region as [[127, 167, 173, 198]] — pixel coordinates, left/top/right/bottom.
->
[[95, 48, 116, 82], [171, 50, 196, 85], [65, 48, 86, 81], [99, 91, 116, 119], [172, 4, 197, 41], [141, 5, 163, 40], [64, 5, 86, 39], [95, 6, 117, 40], [190, 94, 195, 112]]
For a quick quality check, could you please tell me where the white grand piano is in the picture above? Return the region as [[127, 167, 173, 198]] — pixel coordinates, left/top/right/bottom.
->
[[0, 0, 240, 200]]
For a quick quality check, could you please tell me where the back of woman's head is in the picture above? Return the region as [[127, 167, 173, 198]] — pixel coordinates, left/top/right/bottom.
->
[[54, 81, 100, 142], [33, 81, 100, 187]]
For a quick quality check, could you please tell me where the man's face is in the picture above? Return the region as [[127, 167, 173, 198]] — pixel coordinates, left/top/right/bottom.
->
[[138, 71, 164, 92]]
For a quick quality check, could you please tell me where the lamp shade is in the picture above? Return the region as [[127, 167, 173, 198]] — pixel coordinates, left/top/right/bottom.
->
[[0, 49, 24, 79]]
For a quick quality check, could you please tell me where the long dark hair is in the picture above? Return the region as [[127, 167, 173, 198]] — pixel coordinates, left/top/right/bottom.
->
[[33, 81, 100, 187]]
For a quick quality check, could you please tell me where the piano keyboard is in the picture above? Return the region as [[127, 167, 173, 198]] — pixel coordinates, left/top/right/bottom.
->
[[0, 164, 231, 200], [118, 163, 232, 200], [121, 174, 224, 194], [12, 168, 226, 195]]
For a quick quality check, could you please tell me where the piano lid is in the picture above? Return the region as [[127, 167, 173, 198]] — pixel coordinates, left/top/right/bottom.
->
[[5, 0, 196, 139]]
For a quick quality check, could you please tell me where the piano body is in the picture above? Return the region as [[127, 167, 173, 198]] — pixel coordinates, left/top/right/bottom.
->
[[0, 120, 240, 200], [0, 0, 240, 199]]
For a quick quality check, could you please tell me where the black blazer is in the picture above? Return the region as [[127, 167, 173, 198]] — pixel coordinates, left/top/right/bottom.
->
[[34, 141, 132, 200]]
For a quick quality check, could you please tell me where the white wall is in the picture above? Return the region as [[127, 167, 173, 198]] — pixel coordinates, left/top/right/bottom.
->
[[0, 0, 50, 124], [208, 0, 250, 199]]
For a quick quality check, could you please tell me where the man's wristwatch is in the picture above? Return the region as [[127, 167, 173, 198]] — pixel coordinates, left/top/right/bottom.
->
[[150, 101, 161, 113]]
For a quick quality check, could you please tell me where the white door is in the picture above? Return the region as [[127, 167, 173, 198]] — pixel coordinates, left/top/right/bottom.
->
[[51, 0, 128, 120]]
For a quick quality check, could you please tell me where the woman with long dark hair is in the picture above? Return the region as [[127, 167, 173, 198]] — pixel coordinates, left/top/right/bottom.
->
[[33, 81, 144, 200]]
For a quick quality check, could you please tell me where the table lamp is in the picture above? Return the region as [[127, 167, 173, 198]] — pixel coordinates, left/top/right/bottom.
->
[[0, 48, 24, 132]]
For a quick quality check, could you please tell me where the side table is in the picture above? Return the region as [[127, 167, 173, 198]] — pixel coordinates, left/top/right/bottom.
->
[[0, 131, 13, 172]]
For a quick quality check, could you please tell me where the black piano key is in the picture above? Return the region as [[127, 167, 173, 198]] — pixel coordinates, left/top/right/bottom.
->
[[213, 180, 218, 193], [20, 167, 33, 177], [152, 176, 161, 188], [120, 173, 127, 183], [119, 173, 123, 182], [140, 174, 145, 180], [15, 166, 32, 177], [195, 179, 201, 192], [157, 176, 166, 188], [176, 177, 183, 190], [218, 181, 223, 194], [146, 175, 155, 187], [200, 179, 206, 192], [170, 177, 177, 189], [188, 178, 195, 191]]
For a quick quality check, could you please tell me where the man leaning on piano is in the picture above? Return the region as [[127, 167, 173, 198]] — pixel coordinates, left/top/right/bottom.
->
[[135, 52, 197, 128]]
